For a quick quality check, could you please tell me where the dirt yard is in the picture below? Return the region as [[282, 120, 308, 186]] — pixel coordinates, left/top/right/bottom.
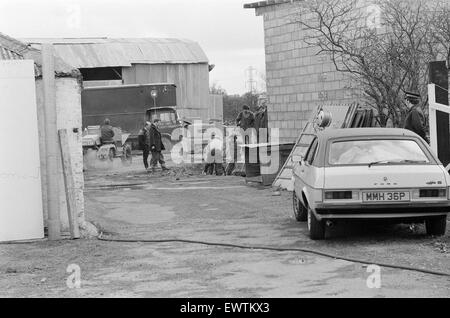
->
[[0, 156, 449, 297]]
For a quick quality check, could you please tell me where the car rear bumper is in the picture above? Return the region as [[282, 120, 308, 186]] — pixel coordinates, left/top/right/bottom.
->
[[313, 202, 450, 220]]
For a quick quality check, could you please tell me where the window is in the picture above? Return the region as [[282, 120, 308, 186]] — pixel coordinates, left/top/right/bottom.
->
[[153, 111, 176, 124], [294, 133, 316, 158], [328, 139, 430, 165], [305, 138, 318, 165]]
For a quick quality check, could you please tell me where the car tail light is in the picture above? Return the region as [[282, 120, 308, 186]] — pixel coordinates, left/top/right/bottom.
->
[[419, 189, 446, 198], [324, 191, 353, 200]]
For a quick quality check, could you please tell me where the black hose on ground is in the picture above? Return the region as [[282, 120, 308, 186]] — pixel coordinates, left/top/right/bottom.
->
[[97, 235, 450, 278]]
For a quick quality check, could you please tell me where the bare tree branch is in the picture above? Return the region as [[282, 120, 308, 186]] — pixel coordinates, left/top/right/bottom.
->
[[295, 0, 446, 127]]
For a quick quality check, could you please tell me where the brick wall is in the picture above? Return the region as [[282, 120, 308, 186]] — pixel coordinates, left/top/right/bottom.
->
[[35, 78, 85, 232], [255, 2, 362, 143]]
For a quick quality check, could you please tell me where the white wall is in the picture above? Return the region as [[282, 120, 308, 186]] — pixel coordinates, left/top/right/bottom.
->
[[35, 77, 85, 232], [0, 60, 44, 242]]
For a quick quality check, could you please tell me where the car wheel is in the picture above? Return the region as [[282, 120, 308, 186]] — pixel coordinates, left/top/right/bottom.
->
[[292, 192, 307, 222], [121, 143, 133, 166], [307, 207, 325, 240], [425, 215, 447, 236]]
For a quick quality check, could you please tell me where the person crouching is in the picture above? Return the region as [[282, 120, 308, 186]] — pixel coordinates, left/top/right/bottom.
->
[[203, 132, 224, 176]]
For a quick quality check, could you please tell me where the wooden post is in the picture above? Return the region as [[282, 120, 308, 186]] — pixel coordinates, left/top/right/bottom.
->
[[42, 44, 61, 240], [58, 129, 80, 239]]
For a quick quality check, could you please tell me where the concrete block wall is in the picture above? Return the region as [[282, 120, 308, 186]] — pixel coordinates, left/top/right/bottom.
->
[[35, 77, 85, 232], [256, 2, 362, 143]]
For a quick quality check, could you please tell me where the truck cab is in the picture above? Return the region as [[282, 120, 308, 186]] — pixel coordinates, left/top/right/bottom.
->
[[145, 106, 189, 150]]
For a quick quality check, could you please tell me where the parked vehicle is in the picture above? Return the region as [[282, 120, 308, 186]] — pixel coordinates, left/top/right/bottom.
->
[[82, 83, 178, 149], [292, 128, 450, 240], [82, 126, 132, 164]]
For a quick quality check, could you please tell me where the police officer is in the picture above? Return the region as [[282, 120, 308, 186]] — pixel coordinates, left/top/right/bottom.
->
[[403, 91, 427, 141]]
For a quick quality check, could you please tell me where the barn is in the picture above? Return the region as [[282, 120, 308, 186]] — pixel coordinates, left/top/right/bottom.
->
[[23, 37, 221, 121]]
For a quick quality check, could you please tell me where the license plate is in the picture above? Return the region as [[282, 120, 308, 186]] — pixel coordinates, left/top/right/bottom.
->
[[363, 191, 410, 202]]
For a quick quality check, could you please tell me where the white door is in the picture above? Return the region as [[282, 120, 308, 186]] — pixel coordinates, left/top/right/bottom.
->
[[0, 60, 44, 242], [294, 138, 318, 201]]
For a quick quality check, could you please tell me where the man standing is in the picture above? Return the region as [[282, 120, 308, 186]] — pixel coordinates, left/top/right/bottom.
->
[[403, 91, 427, 141], [236, 104, 255, 131], [236, 104, 255, 153], [100, 118, 115, 144], [140, 121, 151, 171], [149, 119, 169, 172], [254, 101, 268, 142]]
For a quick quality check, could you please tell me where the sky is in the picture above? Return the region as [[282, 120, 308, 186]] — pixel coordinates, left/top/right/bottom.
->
[[0, 0, 266, 94]]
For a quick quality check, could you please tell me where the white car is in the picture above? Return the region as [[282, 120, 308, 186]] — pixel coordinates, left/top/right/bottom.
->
[[292, 128, 450, 240]]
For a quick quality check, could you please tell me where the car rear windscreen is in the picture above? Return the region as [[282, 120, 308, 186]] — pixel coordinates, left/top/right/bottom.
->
[[328, 139, 430, 165]]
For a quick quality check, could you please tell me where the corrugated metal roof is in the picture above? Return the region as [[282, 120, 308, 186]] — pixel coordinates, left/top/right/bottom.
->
[[0, 32, 28, 60], [22, 38, 209, 68], [0, 46, 23, 60], [0, 32, 80, 78], [244, 0, 302, 9]]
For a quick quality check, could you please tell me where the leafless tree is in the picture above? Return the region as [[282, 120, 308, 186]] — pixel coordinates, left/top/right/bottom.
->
[[430, 1, 450, 68], [296, 0, 446, 127], [210, 82, 227, 95]]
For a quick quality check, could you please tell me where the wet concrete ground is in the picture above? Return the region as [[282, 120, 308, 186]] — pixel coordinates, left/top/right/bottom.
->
[[0, 156, 449, 297]]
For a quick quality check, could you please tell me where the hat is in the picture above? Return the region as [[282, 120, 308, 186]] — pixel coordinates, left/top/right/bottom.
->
[[404, 91, 421, 104]]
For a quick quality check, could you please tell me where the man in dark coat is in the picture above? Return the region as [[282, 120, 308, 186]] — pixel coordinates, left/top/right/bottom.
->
[[236, 105, 255, 150], [403, 91, 427, 141], [100, 118, 115, 144], [149, 119, 169, 172], [254, 102, 268, 143], [236, 105, 255, 131], [140, 121, 151, 170]]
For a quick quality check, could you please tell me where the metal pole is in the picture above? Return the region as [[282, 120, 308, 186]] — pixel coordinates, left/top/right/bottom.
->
[[42, 44, 61, 240]]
